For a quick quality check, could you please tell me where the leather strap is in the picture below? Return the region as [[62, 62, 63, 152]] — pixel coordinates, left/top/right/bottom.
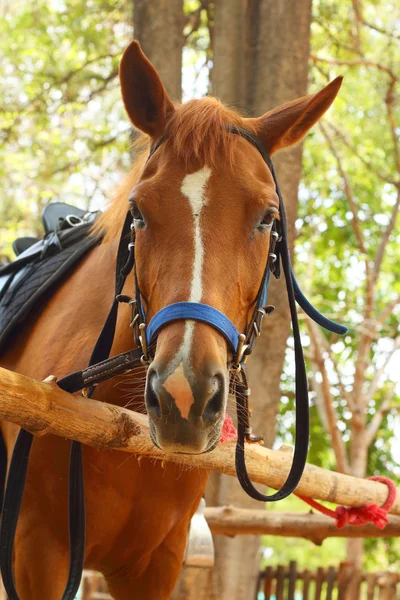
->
[[0, 429, 33, 597]]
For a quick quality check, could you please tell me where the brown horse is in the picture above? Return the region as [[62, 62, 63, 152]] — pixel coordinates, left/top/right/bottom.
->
[[0, 41, 341, 599]]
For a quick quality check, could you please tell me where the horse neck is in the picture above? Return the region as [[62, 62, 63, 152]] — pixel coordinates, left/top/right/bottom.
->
[[82, 235, 146, 410]]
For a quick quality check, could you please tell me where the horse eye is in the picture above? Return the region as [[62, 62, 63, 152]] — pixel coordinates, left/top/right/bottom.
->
[[130, 201, 145, 225], [260, 210, 277, 228]]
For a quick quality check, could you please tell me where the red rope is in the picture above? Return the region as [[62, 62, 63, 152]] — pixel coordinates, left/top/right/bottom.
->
[[220, 414, 237, 443], [297, 476, 397, 529]]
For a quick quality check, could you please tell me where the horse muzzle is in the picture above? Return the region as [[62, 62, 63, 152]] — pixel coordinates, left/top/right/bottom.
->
[[145, 360, 228, 454]]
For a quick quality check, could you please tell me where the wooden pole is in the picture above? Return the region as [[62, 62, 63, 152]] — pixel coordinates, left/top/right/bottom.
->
[[203, 507, 400, 544], [0, 366, 399, 514]]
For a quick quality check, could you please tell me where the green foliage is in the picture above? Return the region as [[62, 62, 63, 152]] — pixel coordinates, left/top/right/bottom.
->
[[0, 0, 132, 261]]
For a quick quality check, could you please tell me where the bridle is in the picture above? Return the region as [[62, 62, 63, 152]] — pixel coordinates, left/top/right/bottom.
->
[[0, 126, 347, 600]]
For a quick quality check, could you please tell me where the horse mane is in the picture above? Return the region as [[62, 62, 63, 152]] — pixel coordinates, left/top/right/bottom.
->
[[93, 97, 255, 244]]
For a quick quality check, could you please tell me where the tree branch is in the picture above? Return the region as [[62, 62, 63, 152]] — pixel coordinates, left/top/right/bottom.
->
[[367, 336, 400, 402], [375, 296, 400, 328], [385, 80, 400, 174], [326, 120, 398, 186], [307, 321, 350, 474], [366, 386, 396, 446], [312, 325, 354, 413], [310, 54, 397, 83], [350, 0, 362, 53], [319, 122, 369, 258], [373, 186, 400, 283], [39, 130, 130, 178]]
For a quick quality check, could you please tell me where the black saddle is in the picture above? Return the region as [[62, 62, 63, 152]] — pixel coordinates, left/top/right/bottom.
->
[[0, 202, 100, 352]]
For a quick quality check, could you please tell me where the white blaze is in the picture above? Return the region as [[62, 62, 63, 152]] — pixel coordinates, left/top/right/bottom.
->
[[160, 167, 211, 419], [181, 167, 212, 305], [178, 168, 212, 355]]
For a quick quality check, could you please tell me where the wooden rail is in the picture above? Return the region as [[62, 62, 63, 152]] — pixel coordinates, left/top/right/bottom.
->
[[0, 366, 399, 514], [204, 507, 400, 544]]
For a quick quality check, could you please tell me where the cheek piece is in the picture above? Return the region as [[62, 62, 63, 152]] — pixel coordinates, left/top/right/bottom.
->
[[0, 126, 348, 600]]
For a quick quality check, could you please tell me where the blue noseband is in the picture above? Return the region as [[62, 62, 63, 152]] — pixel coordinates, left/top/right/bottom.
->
[[146, 302, 241, 352]]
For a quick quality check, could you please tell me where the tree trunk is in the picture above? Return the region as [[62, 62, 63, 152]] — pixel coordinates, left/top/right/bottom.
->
[[133, 0, 184, 101], [345, 427, 368, 596], [174, 1, 312, 599], [210, 0, 246, 108]]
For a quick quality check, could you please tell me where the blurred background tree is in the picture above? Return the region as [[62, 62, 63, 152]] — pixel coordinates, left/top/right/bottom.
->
[[1, 1, 399, 599]]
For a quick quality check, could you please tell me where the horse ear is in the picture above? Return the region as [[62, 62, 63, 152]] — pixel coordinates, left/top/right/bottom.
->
[[247, 77, 343, 155], [119, 40, 174, 138]]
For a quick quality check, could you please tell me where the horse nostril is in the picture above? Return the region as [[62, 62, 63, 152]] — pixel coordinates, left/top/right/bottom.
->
[[202, 373, 225, 423], [145, 371, 161, 418]]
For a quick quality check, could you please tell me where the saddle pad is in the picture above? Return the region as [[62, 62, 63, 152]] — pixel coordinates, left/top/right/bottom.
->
[[0, 221, 100, 353]]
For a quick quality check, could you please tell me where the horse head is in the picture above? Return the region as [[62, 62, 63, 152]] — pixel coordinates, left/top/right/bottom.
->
[[118, 41, 342, 454]]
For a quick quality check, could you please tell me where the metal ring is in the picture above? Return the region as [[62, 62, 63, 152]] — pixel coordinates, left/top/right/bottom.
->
[[269, 253, 277, 263], [128, 242, 135, 251], [271, 231, 279, 240], [65, 214, 83, 227]]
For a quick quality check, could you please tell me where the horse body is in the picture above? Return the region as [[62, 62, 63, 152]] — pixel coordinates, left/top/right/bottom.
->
[[0, 40, 342, 599]]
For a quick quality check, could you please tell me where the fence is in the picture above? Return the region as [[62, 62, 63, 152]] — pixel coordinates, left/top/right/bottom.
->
[[256, 562, 400, 600], [80, 564, 400, 600]]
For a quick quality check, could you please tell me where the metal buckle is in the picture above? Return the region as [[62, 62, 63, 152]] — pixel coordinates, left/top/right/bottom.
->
[[269, 253, 277, 263], [128, 299, 138, 327], [230, 334, 248, 373], [139, 323, 150, 364]]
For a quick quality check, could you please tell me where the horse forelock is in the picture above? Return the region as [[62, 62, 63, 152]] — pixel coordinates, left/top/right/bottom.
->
[[165, 98, 255, 167], [92, 98, 256, 245]]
